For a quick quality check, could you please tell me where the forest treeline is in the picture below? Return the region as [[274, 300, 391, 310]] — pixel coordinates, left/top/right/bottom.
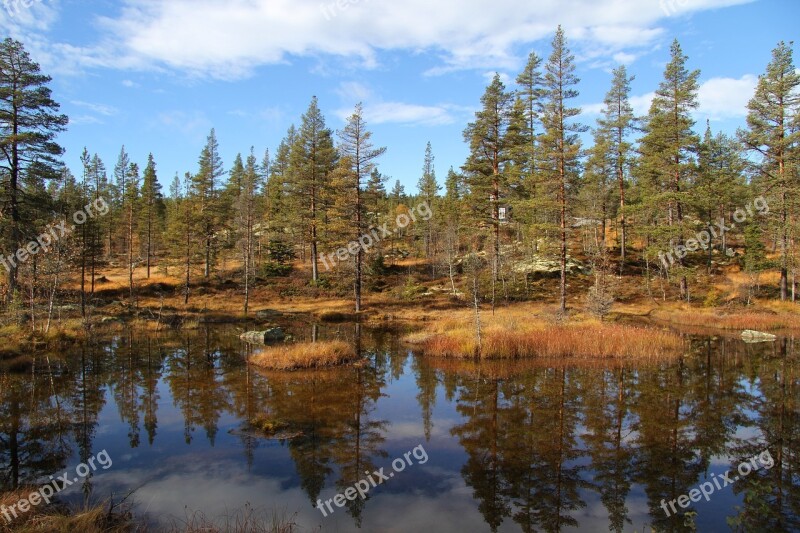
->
[[0, 28, 798, 319]]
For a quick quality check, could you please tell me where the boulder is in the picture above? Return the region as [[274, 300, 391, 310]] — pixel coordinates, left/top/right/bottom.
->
[[512, 255, 589, 280], [240, 328, 286, 344], [741, 330, 777, 343]]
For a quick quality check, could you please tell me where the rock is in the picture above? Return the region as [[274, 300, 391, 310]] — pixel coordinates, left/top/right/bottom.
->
[[512, 255, 589, 280], [240, 328, 286, 344], [255, 309, 283, 320], [741, 330, 777, 343]]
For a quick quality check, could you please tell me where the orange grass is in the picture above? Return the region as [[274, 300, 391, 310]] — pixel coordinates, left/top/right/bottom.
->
[[249, 341, 358, 371], [652, 309, 800, 331], [406, 322, 684, 361]]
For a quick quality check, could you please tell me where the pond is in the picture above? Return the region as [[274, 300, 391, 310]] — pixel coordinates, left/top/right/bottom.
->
[[0, 323, 798, 532]]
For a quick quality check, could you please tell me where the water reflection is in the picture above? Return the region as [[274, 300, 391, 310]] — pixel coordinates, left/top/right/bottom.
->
[[0, 326, 798, 531]]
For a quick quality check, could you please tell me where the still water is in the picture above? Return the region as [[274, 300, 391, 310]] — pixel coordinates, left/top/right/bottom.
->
[[1, 323, 798, 532]]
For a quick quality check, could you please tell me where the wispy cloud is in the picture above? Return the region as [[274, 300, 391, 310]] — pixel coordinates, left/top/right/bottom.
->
[[155, 110, 212, 139], [70, 100, 119, 116], [24, 0, 755, 80], [334, 81, 467, 127]]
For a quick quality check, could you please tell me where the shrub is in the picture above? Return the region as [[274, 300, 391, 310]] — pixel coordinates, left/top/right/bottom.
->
[[260, 261, 292, 278]]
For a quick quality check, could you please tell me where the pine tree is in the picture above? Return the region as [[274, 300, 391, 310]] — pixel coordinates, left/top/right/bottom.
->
[[336, 103, 386, 312], [741, 41, 800, 301], [463, 73, 515, 291], [87, 153, 108, 295], [541, 26, 585, 313], [515, 51, 546, 214], [0, 38, 68, 304], [637, 39, 700, 301]]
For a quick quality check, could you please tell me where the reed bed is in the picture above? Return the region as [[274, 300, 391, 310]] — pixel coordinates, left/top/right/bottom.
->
[[653, 309, 800, 331], [249, 341, 358, 371], [406, 322, 684, 361]]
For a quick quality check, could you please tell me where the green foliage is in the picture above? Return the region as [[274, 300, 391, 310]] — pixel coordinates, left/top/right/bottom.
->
[[397, 276, 426, 301], [742, 222, 769, 274], [260, 261, 292, 278], [267, 240, 296, 264]]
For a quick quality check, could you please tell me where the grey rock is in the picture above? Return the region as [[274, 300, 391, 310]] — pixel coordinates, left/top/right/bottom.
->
[[240, 328, 286, 344], [741, 330, 777, 343]]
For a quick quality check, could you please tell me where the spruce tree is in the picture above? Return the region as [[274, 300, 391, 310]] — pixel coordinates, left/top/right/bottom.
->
[[191, 128, 225, 279], [417, 142, 440, 273], [292, 97, 338, 282], [596, 65, 636, 264], [139, 153, 164, 279]]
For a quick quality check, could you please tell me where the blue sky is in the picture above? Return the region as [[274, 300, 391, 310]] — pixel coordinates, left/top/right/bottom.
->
[[1, 0, 798, 193]]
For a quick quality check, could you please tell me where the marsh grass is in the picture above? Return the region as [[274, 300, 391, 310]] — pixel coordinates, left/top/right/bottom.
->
[[405, 315, 684, 360], [168, 504, 299, 532], [249, 341, 358, 371], [652, 308, 800, 331], [0, 489, 133, 533]]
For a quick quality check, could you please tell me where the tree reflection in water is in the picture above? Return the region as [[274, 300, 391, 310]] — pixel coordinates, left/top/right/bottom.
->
[[0, 327, 797, 531]]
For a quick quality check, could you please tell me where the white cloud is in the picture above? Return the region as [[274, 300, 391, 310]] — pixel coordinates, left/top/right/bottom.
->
[[612, 51, 638, 65], [27, 0, 755, 79], [333, 81, 463, 127], [697, 74, 757, 120], [366, 102, 456, 126], [582, 74, 757, 121], [630, 92, 657, 115]]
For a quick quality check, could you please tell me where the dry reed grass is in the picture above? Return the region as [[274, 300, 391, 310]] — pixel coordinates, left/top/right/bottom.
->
[[249, 341, 358, 371], [652, 308, 800, 331], [406, 319, 684, 361], [0, 489, 133, 533]]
